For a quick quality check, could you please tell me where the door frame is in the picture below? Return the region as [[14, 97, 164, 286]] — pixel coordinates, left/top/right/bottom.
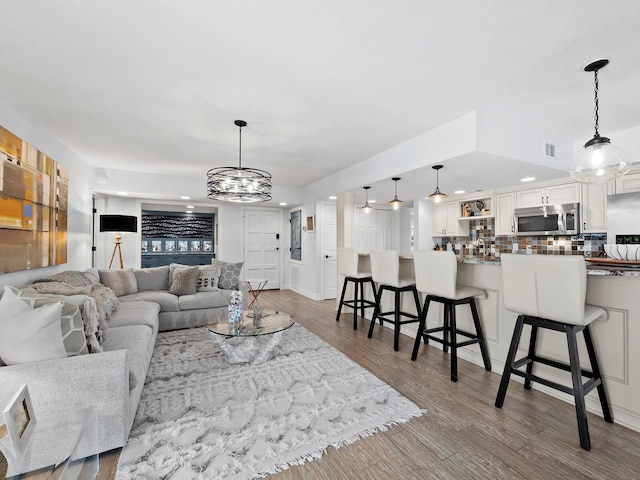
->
[[242, 207, 284, 290]]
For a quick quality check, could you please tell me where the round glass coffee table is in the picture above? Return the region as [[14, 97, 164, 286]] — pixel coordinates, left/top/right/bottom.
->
[[207, 310, 295, 365]]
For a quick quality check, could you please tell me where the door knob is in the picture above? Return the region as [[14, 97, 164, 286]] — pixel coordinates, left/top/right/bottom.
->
[[325, 255, 329, 259]]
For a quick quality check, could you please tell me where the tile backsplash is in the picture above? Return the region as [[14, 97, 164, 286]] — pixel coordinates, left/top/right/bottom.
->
[[435, 217, 606, 258]]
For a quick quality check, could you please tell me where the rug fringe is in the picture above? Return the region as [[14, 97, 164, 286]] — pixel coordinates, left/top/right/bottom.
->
[[254, 408, 427, 478]]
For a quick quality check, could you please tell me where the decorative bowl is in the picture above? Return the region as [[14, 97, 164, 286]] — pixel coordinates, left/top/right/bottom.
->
[[604, 244, 639, 261]]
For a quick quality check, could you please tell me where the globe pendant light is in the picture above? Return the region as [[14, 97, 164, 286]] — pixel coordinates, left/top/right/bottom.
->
[[359, 186, 373, 214], [427, 165, 448, 203], [570, 59, 630, 184], [207, 120, 272, 202], [388, 177, 404, 210]]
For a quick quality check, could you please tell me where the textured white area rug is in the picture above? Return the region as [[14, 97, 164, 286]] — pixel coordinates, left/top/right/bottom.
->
[[117, 324, 424, 479]]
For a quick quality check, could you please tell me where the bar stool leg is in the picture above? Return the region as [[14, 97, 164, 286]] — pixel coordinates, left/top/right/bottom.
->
[[495, 315, 526, 408], [469, 298, 492, 372], [583, 326, 613, 423], [412, 287, 422, 323], [449, 302, 458, 382], [353, 280, 359, 330], [524, 324, 539, 390], [336, 278, 349, 322], [394, 289, 401, 352], [442, 303, 450, 354], [411, 297, 431, 360], [368, 286, 383, 339], [566, 324, 591, 451]]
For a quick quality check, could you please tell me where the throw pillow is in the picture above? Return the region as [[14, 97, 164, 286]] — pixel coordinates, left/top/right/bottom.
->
[[18, 297, 89, 356], [83, 268, 101, 285], [169, 266, 200, 295], [213, 260, 244, 289], [7, 286, 102, 353], [99, 269, 138, 297], [169, 263, 189, 289], [0, 287, 67, 365], [197, 263, 221, 292], [134, 265, 170, 291]]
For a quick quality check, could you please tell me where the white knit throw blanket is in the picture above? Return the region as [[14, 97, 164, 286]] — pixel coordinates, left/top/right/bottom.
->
[[117, 325, 424, 479]]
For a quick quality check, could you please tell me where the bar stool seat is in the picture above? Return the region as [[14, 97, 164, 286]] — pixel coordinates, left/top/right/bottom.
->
[[367, 249, 421, 352], [495, 254, 613, 451], [336, 248, 377, 330], [411, 250, 491, 382]]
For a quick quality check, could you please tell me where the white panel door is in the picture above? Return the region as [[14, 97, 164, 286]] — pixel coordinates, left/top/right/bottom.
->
[[322, 203, 337, 299], [375, 210, 395, 249], [244, 209, 281, 289]]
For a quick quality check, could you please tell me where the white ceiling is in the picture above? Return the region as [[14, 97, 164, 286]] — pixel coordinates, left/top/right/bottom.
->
[[2, 1, 640, 202]]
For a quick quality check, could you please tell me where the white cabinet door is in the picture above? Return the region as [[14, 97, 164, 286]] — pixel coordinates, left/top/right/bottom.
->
[[516, 183, 580, 208], [547, 183, 580, 205], [615, 172, 640, 194], [515, 188, 545, 208], [445, 202, 462, 236], [432, 203, 446, 236], [581, 182, 607, 233], [431, 202, 462, 236], [495, 193, 515, 235]]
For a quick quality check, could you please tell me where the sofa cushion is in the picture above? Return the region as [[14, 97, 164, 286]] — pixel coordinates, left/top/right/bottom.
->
[[169, 266, 200, 295], [178, 290, 231, 311], [99, 269, 139, 297], [134, 266, 170, 292], [214, 260, 244, 289], [197, 263, 221, 292], [102, 325, 154, 391], [118, 291, 180, 312], [0, 287, 67, 365], [108, 301, 160, 332]]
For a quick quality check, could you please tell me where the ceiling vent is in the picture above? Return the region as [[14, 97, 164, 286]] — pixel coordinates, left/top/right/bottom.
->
[[543, 142, 556, 159]]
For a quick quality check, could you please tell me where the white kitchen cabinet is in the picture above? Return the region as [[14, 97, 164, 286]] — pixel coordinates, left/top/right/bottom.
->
[[615, 172, 640, 194], [581, 182, 608, 233], [432, 202, 463, 237], [515, 182, 580, 208], [495, 192, 515, 235]]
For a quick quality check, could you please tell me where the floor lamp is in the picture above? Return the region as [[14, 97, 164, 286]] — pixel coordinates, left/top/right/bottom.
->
[[100, 215, 138, 269]]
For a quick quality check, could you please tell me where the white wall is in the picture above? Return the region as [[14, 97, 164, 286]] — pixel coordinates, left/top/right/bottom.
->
[[0, 93, 93, 289]]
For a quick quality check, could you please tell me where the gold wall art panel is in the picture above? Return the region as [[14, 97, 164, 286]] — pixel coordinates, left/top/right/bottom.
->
[[0, 126, 68, 273]]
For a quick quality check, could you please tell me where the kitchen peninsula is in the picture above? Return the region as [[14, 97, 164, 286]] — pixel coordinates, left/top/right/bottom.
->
[[427, 258, 640, 434]]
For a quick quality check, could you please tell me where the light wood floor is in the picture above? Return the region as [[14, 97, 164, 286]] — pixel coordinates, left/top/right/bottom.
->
[[98, 290, 640, 479]]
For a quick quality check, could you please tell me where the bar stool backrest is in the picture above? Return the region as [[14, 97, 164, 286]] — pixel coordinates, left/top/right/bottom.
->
[[413, 250, 457, 299], [337, 247, 359, 277], [370, 249, 400, 287], [501, 254, 587, 325]]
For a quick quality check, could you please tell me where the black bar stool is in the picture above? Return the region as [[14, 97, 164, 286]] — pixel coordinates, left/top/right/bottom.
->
[[336, 247, 377, 330], [367, 249, 421, 352], [495, 254, 613, 451], [411, 250, 491, 382]]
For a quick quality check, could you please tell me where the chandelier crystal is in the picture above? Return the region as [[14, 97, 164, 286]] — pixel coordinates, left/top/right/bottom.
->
[[207, 120, 272, 203]]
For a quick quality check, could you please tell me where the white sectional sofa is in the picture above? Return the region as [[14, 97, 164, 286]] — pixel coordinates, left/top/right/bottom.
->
[[0, 264, 248, 454]]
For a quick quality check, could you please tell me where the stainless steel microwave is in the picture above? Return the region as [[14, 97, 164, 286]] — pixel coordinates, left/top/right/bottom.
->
[[513, 203, 580, 236]]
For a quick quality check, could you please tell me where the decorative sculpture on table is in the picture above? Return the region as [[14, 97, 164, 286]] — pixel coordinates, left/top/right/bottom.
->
[[228, 290, 243, 330]]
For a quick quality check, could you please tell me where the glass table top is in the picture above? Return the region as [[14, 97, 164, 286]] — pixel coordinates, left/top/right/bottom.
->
[[208, 310, 294, 337]]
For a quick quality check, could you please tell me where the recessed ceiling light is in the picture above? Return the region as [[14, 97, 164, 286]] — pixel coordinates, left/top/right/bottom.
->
[[118, 192, 128, 196], [329, 196, 337, 200], [369, 199, 377, 203], [180, 196, 190, 200], [521, 177, 536, 182], [186, 210, 193, 214], [279, 202, 287, 206], [454, 190, 466, 194], [186, 205, 194, 209]]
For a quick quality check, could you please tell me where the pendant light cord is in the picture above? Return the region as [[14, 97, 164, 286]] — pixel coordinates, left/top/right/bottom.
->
[[593, 69, 600, 137], [238, 125, 243, 168]]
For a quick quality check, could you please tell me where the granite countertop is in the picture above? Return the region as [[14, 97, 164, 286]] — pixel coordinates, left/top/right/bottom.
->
[[456, 255, 640, 277]]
